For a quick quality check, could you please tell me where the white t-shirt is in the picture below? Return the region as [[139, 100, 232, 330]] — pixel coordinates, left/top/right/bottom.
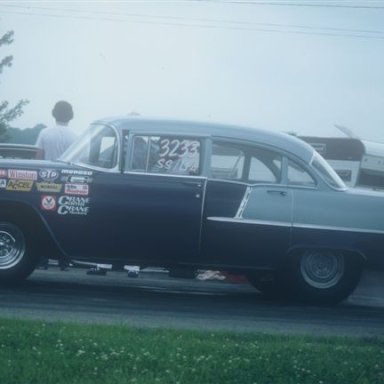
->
[[35, 124, 78, 160]]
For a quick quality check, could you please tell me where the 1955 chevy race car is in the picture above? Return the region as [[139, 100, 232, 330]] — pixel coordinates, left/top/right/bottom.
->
[[1, 116, 384, 304]]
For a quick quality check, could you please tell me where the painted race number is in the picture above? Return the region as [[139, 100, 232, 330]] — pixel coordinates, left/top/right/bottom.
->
[[156, 138, 200, 174]]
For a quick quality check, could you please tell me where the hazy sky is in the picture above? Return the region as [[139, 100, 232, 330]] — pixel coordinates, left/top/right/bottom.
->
[[1, 1, 384, 141]]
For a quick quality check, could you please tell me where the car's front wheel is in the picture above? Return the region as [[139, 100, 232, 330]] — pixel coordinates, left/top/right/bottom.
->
[[291, 249, 363, 305], [0, 221, 38, 283]]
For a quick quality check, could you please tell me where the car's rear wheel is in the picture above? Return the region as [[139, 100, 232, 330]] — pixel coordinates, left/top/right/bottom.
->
[[0, 221, 38, 283], [291, 249, 363, 305]]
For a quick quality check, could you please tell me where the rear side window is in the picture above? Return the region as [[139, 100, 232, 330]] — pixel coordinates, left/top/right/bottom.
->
[[211, 141, 282, 183], [127, 135, 201, 176], [287, 159, 316, 187], [248, 149, 282, 183]]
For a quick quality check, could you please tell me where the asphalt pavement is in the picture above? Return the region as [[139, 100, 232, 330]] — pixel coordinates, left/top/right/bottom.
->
[[0, 267, 383, 337]]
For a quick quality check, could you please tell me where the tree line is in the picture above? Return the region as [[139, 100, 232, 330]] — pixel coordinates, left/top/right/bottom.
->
[[0, 27, 43, 144]]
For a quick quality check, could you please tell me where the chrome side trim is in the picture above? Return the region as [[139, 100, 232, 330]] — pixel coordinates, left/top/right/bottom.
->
[[293, 223, 384, 235], [123, 171, 206, 180], [207, 217, 291, 228], [207, 217, 384, 235], [235, 186, 252, 219]]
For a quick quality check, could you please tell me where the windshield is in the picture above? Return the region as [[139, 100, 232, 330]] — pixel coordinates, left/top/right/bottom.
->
[[311, 152, 346, 190], [60, 124, 119, 170]]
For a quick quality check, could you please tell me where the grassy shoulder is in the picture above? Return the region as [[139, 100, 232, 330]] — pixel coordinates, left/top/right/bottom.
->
[[0, 318, 383, 384]]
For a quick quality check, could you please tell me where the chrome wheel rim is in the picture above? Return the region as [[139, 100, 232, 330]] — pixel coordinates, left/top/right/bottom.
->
[[300, 250, 344, 289], [0, 224, 26, 270]]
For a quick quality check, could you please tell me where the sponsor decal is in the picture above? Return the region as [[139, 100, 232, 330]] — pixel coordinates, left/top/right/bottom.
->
[[8, 169, 38, 180], [61, 169, 93, 176], [57, 195, 90, 215], [36, 182, 62, 193], [0, 179, 6, 188], [39, 169, 59, 182], [61, 175, 69, 182], [69, 175, 92, 184], [6, 179, 34, 192], [41, 195, 57, 211], [0, 169, 7, 177], [61, 175, 92, 184], [65, 183, 89, 196]]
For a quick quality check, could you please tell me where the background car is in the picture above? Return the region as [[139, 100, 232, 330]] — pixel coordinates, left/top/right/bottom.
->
[[0, 143, 43, 160]]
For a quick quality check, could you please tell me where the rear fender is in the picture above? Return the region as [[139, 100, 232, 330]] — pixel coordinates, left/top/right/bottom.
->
[[287, 245, 366, 264]]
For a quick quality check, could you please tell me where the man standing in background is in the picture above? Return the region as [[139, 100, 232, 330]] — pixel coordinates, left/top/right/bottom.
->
[[36, 100, 77, 270], [36, 100, 77, 160]]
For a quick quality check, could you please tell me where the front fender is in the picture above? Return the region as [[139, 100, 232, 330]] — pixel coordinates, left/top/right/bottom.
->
[[0, 200, 64, 258]]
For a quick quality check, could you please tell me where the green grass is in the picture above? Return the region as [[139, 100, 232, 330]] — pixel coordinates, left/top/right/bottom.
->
[[0, 318, 383, 384]]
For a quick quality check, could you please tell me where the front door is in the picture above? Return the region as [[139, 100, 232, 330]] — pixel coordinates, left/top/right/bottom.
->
[[54, 131, 206, 265], [88, 172, 206, 264]]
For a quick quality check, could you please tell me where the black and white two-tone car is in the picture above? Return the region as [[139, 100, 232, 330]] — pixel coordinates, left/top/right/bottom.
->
[[1, 116, 384, 304]]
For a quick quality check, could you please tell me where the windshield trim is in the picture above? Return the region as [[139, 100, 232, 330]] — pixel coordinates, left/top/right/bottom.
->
[[60, 123, 120, 173]]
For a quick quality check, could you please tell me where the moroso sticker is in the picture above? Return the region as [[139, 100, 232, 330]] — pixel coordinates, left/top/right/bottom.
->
[[0, 179, 6, 188], [8, 169, 38, 180], [6, 179, 34, 191], [39, 169, 59, 182], [41, 195, 57, 211], [57, 195, 90, 215], [0, 169, 6, 177], [61, 169, 93, 176], [65, 183, 89, 196], [36, 182, 62, 193]]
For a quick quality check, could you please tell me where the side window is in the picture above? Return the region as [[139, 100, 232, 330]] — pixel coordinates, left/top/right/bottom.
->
[[80, 125, 118, 169], [211, 143, 245, 180], [288, 160, 316, 187], [128, 135, 201, 176], [248, 148, 282, 183]]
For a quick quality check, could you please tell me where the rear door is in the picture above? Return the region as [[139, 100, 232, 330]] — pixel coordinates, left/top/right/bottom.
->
[[201, 141, 292, 269]]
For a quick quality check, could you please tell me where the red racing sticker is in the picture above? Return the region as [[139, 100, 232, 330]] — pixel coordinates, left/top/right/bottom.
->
[[64, 183, 89, 196], [8, 169, 38, 180], [41, 195, 57, 211]]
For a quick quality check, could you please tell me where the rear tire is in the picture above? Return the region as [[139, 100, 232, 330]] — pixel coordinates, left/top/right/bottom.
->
[[0, 221, 38, 283], [291, 249, 363, 305]]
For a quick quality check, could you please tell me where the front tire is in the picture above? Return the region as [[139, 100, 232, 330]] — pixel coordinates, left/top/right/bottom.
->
[[0, 221, 38, 283], [291, 249, 363, 305]]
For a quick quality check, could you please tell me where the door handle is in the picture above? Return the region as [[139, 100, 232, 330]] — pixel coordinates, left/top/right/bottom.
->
[[267, 190, 287, 196], [182, 181, 203, 188]]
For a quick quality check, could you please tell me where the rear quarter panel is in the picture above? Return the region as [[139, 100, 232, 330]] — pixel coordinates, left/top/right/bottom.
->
[[291, 188, 384, 268]]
